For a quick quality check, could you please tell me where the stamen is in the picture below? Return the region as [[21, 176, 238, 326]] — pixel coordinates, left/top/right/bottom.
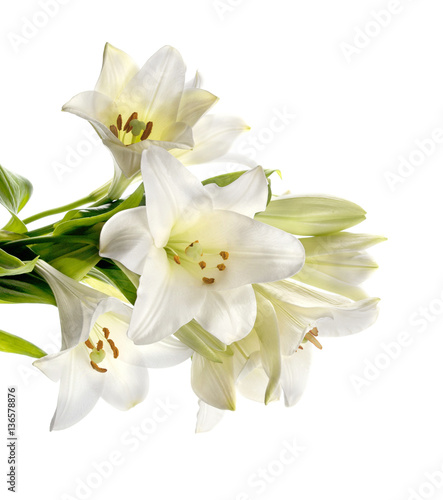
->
[[90, 360, 107, 373], [103, 328, 110, 339], [298, 345, 304, 350], [123, 112, 138, 132], [202, 277, 215, 284], [220, 251, 229, 260], [107, 339, 119, 359], [96, 340, 103, 351], [140, 121, 153, 140], [174, 255, 181, 265], [110, 125, 118, 138], [85, 339, 94, 350], [199, 261, 206, 269], [217, 264, 226, 271], [305, 330, 322, 350], [310, 327, 319, 337], [117, 114, 122, 131]]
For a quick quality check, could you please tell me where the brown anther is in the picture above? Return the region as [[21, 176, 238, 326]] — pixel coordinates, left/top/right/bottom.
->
[[298, 345, 304, 350], [123, 112, 138, 132], [140, 121, 153, 141], [217, 264, 226, 271], [199, 261, 207, 269], [110, 125, 118, 138], [202, 277, 215, 284], [107, 339, 119, 359], [220, 251, 229, 260], [310, 327, 319, 337], [96, 340, 103, 351], [117, 114, 122, 131], [85, 339, 94, 350], [305, 330, 323, 350], [190, 240, 199, 247], [103, 327, 110, 339], [174, 255, 181, 265], [90, 360, 107, 373]]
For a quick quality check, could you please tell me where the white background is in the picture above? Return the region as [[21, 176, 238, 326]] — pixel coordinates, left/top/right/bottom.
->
[[0, 1, 442, 499]]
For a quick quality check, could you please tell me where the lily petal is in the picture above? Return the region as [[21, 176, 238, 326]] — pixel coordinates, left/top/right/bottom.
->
[[281, 343, 313, 407], [138, 337, 193, 368], [100, 206, 152, 275], [116, 46, 186, 138], [196, 400, 225, 433], [194, 285, 256, 344], [204, 166, 268, 217], [94, 43, 139, 99], [141, 146, 212, 248], [128, 249, 205, 344], [177, 88, 219, 127], [35, 347, 105, 431], [174, 115, 250, 166], [191, 352, 236, 410]]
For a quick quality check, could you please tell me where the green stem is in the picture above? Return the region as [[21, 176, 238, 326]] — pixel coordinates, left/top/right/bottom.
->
[[22, 180, 112, 225]]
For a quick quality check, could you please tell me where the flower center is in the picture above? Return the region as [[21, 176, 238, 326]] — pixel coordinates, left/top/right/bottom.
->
[[166, 240, 229, 285], [84, 327, 120, 374], [298, 327, 322, 351], [109, 111, 153, 146]]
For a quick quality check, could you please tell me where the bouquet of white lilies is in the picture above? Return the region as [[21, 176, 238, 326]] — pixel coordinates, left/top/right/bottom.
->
[[0, 44, 383, 432]]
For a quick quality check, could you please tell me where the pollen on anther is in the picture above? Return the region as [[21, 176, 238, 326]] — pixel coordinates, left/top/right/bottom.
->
[[123, 112, 138, 132], [97, 340, 103, 351], [199, 261, 206, 269], [103, 328, 110, 339], [117, 114, 122, 131], [90, 361, 107, 373], [110, 125, 118, 138], [107, 339, 119, 359], [85, 339, 94, 350], [141, 121, 153, 141], [174, 255, 181, 265], [217, 264, 226, 271], [202, 277, 215, 284], [220, 251, 229, 260]]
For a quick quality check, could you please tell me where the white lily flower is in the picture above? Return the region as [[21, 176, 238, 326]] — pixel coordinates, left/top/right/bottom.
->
[[62, 43, 249, 179], [100, 146, 305, 345], [33, 261, 191, 430], [194, 281, 379, 431]]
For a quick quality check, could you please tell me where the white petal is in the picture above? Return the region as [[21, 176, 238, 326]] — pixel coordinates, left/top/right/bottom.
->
[[116, 46, 185, 138], [141, 146, 212, 247], [128, 249, 205, 344], [174, 115, 250, 166], [254, 293, 281, 404], [195, 400, 225, 433], [281, 344, 313, 407], [138, 337, 192, 368], [36, 347, 105, 431], [101, 362, 149, 411], [191, 353, 236, 410], [204, 166, 268, 217], [100, 206, 152, 275], [237, 354, 278, 403], [35, 261, 107, 349], [194, 285, 256, 344], [177, 88, 219, 127], [184, 210, 305, 290], [94, 43, 139, 99]]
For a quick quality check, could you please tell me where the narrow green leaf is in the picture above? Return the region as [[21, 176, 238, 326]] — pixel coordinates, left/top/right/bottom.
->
[[0, 273, 55, 305], [0, 249, 38, 277], [94, 260, 137, 305], [0, 329, 47, 358]]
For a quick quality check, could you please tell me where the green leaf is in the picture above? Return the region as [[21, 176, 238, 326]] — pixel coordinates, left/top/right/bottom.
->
[[54, 184, 144, 236], [0, 164, 33, 214], [0, 249, 38, 277], [0, 329, 47, 358], [94, 260, 138, 305], [3, 213, 27, 233], [0, 273, 55, 305]]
